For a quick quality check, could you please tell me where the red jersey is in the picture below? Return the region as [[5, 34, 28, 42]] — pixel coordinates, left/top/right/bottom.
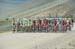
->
[[43, 19, 48, 26], [61, 20, 66, 26], [54, 19, 57, 26]]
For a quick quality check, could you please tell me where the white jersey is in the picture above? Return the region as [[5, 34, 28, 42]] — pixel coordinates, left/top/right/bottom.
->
[[22, 18, 32, 26]]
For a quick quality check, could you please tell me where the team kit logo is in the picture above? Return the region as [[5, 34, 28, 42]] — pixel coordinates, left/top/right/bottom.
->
[[12, 16, 74, 32]]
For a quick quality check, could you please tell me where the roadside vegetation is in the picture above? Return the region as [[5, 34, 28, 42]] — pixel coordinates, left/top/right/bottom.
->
[[0, 18, 11, 26], [0, 18, 12, 33]]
